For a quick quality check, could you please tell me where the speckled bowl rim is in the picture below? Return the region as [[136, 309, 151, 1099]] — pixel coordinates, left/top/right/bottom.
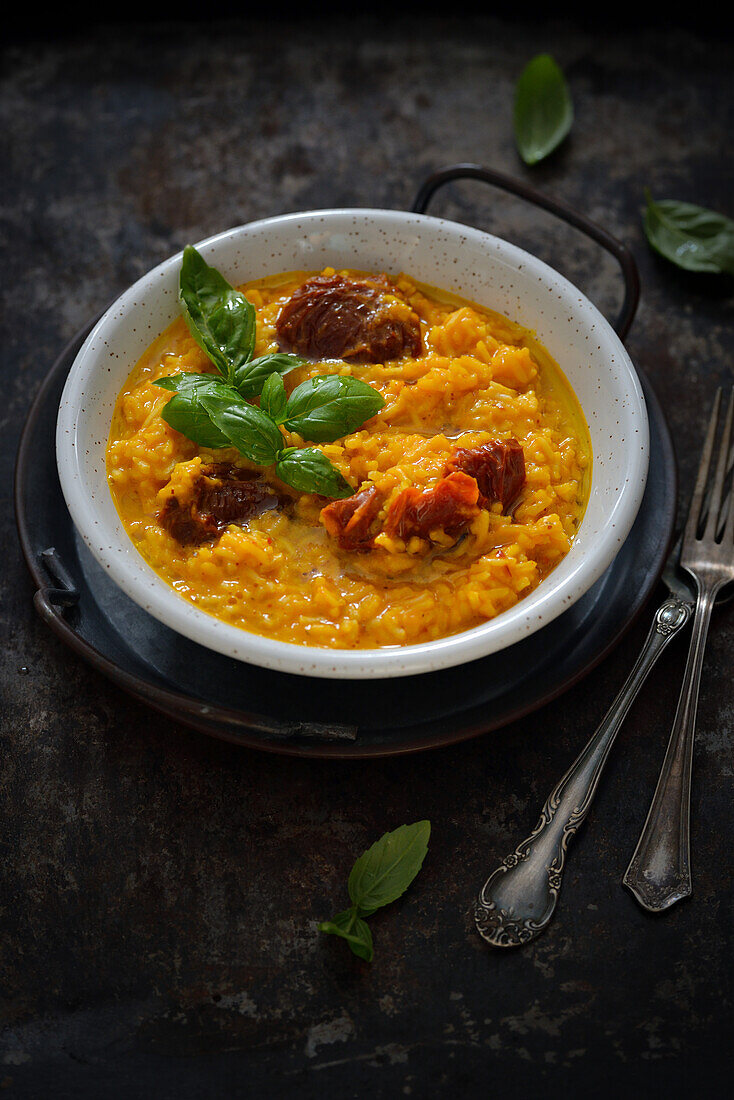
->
[[56, 209, 649, 679]]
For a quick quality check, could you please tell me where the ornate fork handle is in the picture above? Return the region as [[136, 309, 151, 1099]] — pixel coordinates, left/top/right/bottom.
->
[[475, 596, 692, 947], [623, 580, 725, 911]]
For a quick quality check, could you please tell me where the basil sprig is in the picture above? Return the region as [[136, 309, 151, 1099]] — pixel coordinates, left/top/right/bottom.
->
[[154, 247, 386, 498], [319, 821, 431, 962], [643, 191, 734, 276], [514, 54, 573, 166]]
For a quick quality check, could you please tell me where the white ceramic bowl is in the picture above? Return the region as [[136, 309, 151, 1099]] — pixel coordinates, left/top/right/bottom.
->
[[56, 209, 648, 678]]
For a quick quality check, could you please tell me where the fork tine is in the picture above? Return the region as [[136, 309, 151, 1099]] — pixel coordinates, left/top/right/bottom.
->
[[684, 388, 722, 545], [704, 387, 734, 541], [716, 388, 734, 542]]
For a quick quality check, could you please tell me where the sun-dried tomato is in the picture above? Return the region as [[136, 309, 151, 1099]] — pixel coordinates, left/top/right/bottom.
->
[[445, 439, 525, 510], [384, 471, 480, 542], [276, 274, 422, 363], [160, 464, 284, 546], [320, 484, 383, 550]]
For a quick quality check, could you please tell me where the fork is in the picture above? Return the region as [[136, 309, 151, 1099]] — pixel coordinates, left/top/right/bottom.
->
[[623, 388, 734, 912]]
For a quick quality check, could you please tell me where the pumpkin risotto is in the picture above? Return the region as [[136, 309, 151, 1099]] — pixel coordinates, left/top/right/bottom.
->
[[106, 268, 591, 649]]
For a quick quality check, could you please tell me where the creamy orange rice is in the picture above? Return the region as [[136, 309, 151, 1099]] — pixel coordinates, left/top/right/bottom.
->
[[106, 269, 591, 649]]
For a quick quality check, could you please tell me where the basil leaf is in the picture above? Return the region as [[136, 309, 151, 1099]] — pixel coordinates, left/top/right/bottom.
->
[[233, 352, 304, 400], [201, 397, 284, 466], [179, 245, 256, 379], [318, 909, 373, 962], [347, 821, 430, 915], [284, 375, 386, 443], [154, 372, 225, 393], [275, 448, 353, 498], [514, 54, 573, 166], [643, 191, 734, 275], [319, 821, 430, 964], [161, 393, 231, 449], [260, 372, 288, 424], [160, 376, 243, 448]]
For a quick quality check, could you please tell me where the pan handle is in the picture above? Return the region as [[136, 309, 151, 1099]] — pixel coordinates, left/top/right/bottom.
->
[[35, 547, 80, 610], [411, 163, 640, 341]]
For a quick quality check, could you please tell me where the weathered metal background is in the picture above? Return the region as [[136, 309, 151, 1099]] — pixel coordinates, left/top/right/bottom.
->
[[1, 14, 732, 1097]]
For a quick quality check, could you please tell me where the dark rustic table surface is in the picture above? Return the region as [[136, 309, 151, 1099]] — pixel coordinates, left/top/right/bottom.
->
[[2, 12, 733, 1098]]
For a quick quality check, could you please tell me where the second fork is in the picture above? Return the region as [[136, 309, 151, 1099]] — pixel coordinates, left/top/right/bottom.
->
[[623, 388, 734, 912]]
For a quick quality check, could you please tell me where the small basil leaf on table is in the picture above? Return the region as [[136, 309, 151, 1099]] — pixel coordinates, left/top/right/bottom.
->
[[200, 397, 284, 466], [318, 910, 374, 962], [259, 372, 288, 424], [284, 375, 386, 443], [348, 820, 431, 914], [160, 378, 242, 449], [514, 54, 573, 166], [643, 191, 734, 275], [232, 353, 305, 400], [179, 245, 257, 379], [275, 447, 353, 498], [319, 821, 430, 962]]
